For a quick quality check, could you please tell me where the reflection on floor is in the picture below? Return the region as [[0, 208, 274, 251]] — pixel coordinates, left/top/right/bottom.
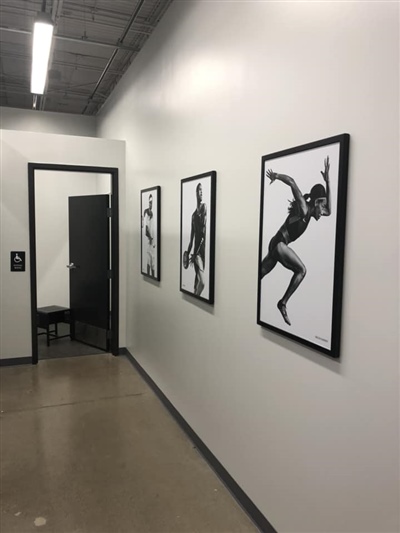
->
[[38, 322, 105, 360], [0, 355, 258, 533]]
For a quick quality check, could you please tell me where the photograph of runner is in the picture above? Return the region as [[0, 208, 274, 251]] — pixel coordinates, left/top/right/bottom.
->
[[257, 134, 350, 358]]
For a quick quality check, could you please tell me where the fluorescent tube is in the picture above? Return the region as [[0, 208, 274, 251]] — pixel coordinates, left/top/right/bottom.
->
[[31, 15, 54, 95]]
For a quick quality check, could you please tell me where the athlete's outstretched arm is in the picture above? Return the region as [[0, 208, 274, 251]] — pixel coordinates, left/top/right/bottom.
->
[[320, 156, 331, 216], [266, 169, 307, 216]]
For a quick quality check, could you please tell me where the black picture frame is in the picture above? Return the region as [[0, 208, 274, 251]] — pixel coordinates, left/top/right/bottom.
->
[[141, 186, 161, 281], [257, 134, 350, 358], [180, 171, 216, 304]]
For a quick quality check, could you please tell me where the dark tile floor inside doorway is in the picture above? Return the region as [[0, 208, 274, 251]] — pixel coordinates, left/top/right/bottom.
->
[[38, 322, 105, 360]]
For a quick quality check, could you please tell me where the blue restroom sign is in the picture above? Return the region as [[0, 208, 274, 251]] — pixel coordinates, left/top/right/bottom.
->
[[11, 251, 25, 272]]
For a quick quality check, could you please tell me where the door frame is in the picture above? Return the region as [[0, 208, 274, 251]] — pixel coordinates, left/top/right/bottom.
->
[[28, 163, 119, 364]]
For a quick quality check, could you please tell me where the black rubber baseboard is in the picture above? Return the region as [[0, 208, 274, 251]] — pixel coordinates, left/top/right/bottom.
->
[[122, 348, 277, 533], [0, 357, 32, 367]]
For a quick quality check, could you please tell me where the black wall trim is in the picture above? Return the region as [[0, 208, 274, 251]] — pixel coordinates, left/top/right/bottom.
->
[[123, 349, 277, 533], [0, 357, 32, 367], [28, 163, 120, 364]]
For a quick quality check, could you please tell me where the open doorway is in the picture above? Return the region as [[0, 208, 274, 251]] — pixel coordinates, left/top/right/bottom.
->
[[28, 163, 119, 364]]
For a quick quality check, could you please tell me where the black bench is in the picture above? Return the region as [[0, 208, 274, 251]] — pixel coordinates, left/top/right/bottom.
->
[[37, 306, 70, 347]]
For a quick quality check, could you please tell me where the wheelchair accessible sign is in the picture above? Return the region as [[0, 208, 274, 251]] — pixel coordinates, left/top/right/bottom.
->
[[11, 251, 25, 272]]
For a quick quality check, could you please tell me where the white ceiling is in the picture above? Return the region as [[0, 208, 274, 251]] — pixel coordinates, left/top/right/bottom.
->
[[0, 0, 173, 115]]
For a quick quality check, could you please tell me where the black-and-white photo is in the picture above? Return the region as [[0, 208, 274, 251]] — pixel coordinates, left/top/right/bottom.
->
[[257, 134, 350, 358], [141, 186, 160, 281], [180, 171, 216, 304]]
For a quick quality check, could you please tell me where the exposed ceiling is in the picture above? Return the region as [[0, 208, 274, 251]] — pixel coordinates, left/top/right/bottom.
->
[[0, 0, 173, 115]]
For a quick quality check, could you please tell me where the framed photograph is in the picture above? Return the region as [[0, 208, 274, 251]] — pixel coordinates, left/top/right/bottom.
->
[[180, 171, 216, 304], [141, 186, 161, 280], [257, 134, 350, 358]]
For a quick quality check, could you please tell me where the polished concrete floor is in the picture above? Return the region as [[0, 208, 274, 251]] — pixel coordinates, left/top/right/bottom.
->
[[0, 354, 258, 533]]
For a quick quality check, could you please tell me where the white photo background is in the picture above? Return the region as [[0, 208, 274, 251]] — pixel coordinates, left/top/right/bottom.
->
[[259, 142, 341, 351], [181, 175, 212, 301], [141, 187, 159, 280]]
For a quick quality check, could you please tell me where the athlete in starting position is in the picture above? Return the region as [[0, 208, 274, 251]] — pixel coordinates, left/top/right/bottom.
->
[[186, 183, 207, 296], [260, 156, 331, 326]]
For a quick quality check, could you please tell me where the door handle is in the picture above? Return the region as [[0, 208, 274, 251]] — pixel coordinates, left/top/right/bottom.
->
[[67, 263, 77, 269]]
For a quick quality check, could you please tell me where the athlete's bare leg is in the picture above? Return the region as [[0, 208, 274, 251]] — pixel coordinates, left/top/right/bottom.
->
[[260, 253, 278, 278], [261, 234, 282, 278], [193, 256, 205, 296], [274, 242, 307, 326], [195, 269, 205, 296]]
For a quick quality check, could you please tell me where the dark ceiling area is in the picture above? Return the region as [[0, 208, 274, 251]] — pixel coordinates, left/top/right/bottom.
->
[[0, 0, 173, 115]]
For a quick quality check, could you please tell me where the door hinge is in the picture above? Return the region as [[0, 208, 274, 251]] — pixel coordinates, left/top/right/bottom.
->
[[107, 330, 112, 340], [107, 208, 112, 218], [107, 270, 113, 279]]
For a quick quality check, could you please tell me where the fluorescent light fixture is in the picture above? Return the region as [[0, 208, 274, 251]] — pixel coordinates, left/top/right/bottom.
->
[[31, 13, 54, 95]]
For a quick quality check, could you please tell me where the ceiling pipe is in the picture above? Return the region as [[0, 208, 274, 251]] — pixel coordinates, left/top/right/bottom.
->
[[81, 0, 146, 114], [51, 0, 59, 21]]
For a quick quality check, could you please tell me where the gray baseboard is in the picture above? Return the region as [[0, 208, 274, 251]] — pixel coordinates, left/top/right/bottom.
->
[[0, 357, 32, 367], [122, 348, 277, 533]]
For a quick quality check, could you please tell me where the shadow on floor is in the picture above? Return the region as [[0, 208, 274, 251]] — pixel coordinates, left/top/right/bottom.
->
[[38, 322, 105, 360]]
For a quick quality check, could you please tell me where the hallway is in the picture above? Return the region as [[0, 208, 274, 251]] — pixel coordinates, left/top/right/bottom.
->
[[0, 355, 258, 533]]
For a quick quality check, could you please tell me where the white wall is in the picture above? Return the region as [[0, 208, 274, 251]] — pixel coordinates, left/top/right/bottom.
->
[[96, 173, 112, 195], [0, 107, 97, 137], [0, 130, 125, 360], [35, 171, 108, 308], [97, 2, 399, 532]]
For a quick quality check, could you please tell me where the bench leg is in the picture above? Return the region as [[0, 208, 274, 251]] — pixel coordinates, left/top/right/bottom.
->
[[46, 325, 50, 347]]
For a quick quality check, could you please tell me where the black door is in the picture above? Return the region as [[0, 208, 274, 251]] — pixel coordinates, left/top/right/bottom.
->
[[68, 195, 110, 350]]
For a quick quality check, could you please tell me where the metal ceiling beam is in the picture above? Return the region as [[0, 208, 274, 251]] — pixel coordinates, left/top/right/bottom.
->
[[82, 0, 146, 114], [0, 85, 32, 94], [56, 0, 155, 27], [0, 6, 154, 35], [47, 92, 105, 102], [46, 84, 107, 98], [0, 59, 9, 106], [0, 75, 29, 87], [57, 14, 153, 36], [0, 85, 104, 104], [0, 51, 123, 75], [0, 26, 139, 52]]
